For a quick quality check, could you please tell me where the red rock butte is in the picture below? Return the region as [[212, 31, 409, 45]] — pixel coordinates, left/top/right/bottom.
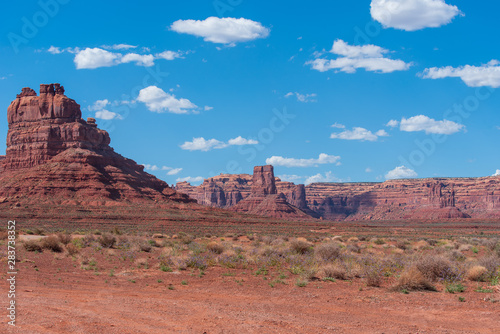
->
[[176, 166, 500, 221], [0, 84, 193, 206]]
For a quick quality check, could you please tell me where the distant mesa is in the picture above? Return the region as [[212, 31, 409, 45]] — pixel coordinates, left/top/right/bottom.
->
[[176, 166, 500, 221], [0, 83, 193, 207]]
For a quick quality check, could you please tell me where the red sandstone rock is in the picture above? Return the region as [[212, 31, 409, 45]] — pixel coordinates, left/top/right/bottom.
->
[[0, 84, 193, 206]]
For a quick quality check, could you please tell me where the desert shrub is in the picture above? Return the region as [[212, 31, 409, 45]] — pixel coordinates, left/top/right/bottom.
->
[[41, 236, 63, 252], [466, 265, 488, 282], [427, 239, 438, 247], [24, 240, 42, 252], [180, 234, 194, 245], [32, 228, 44, 235], [396, 240, 409, 250], [186, 255, 207, 270], [373, 238, 386, 245], [477, 256, 500, 279], [82, 234, 96, 248], [321, 264, 349, 280], [98, 233, 116, 248], [365, 268, 383, 287], [207, 241, 224, 254], [347, 244, 361, 254], [315, 242, 341, 262], [57, 232, 72, 245], [394, 266, 436, 291], [66, 243, 79, 256], [300, 267, 318, 281], [483, 238, 499, 251], [416, 255, 458, 281], [139, 241, 152, 252], [449, 250, 466, 262], [290, 238, 312, 255]]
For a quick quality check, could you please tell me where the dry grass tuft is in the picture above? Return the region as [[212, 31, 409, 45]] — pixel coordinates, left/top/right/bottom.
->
[[290, 238, 312, 254], [41, 236, 63, 252], [466, 265, 488, 282], [207, 241, 224, 254], [321, 264, 349, 280], [24, 239, 43, 252], [315, 242, 342, 261], [394, 266, 436, 291]]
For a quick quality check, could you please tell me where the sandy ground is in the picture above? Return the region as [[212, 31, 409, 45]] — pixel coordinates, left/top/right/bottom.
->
[[2, 254, 499, 334]]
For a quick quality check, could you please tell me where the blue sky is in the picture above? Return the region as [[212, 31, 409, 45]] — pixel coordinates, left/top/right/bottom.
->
[[1, 0, 500, 185]]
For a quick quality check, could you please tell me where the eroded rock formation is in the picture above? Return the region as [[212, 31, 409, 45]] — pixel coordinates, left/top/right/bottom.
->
[[177, 168, 500, 220], [0, 84, 193, 206]]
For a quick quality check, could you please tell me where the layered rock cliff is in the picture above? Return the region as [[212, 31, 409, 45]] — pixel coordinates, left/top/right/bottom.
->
[[228, 165, 309, 219], [176, 168, 500, 220], [0, 84, 192, 206]]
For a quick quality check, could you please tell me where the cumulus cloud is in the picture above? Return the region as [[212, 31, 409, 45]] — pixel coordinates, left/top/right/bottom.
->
[[365, 167, 373, 173], [386, 119, 399, 127], [74, 48, 121, 69], [493, 170, 500, 177], [176, 176, 204, 184], [88, 99, 122, 120], [143, 164, 160, 171], [421, 60, 500, 88], [120, 53, 155, 67], [137, 86, 198, 114], [330, 127, 389, 141], [156, 50, 183, 60], [370, 0, 462, 31], [227, 136, 259, 145], [180, 136, 258, 151], [400, 115, 464, 134], [284, 92, 317, 102], [308, 39, 410, 74], [385, 166, 418, 180], [266, 153, 340, 168], [52, 46, 184, 69], [304, 171, 339, 185], [170, 17, 270, 45], [143, 165, 183, 175]]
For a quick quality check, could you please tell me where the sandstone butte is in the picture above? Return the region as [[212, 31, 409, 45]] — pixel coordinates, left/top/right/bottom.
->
[[176, 165, 500, 221], [0, 84, 195, 209]]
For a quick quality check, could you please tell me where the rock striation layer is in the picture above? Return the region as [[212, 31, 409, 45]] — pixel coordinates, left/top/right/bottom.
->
[[0, 84, 192, 206], [176, 168, 500, 221], [228, 165, 310, 219]]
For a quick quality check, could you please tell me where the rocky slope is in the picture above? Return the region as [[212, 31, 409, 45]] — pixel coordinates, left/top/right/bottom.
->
[[228, 166, 310, 219], [176, 169, 500, 221], [0, 83, 193, 207]]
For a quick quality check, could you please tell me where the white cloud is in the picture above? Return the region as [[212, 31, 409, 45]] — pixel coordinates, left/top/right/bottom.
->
[[385, 166, 418, 180], [331, 123, 346, 129], [227, 136, 259, 145], [180, 136, 258, 151], [156, 50, 183, 60], [370, 0, 462, 31], [120, 53, 155, 67], [53, 46, 184, 69], [330, 127, 388, 141], [143, 164, 159, 171], [88, 99, 110, 111], [365, 167, 373, 173], [204, 106, 213, 111], [308, 39, 411, 74], [74, 48, 121, 69], [386, 119, 399, 127], [400, 115, 464, 134], [305, 171, 339, 185], [167, 168, 183, 175], [137, 86, 198, 114], [277, 174, 304, 182], [48, 46, 62, 54], [95, 110, 122, 120], [284, 92, 317, 102], [0, 76, 6, 80], [88, 99, 122, 120], [266, 153, 340, 168], [170, 17, 270, 45], [492, 170, 500, 177], [101, 44, 137, 50], [176, 176, 204, 184], [421, 60, 500, 88]]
